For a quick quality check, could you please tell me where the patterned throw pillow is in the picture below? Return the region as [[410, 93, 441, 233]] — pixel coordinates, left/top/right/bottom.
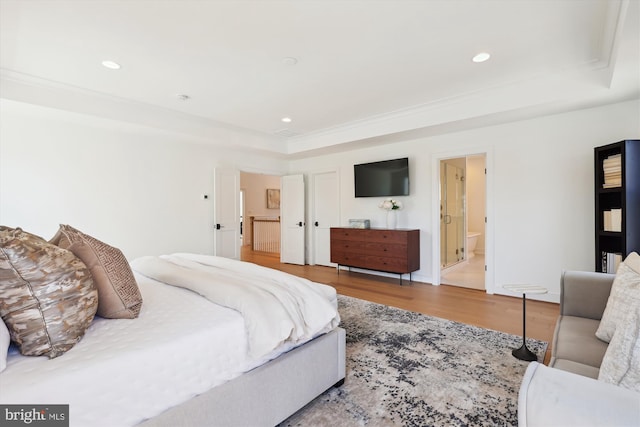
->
[[596, 252, 640, 343], [0, 227, 98, 358], [50, 225, 142, 319], [0, 317, 10, 371], [598, 305, 640, 391]]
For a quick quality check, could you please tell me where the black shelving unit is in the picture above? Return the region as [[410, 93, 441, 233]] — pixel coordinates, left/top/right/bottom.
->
[[594, 139, 640, 272]]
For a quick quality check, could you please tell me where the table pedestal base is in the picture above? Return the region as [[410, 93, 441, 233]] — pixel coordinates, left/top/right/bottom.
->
[[503, 285, 547, 362], [512, 343, 537, 361]]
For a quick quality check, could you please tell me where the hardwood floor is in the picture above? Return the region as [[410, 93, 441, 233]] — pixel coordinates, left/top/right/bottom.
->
[[241, 247, 559, 364]]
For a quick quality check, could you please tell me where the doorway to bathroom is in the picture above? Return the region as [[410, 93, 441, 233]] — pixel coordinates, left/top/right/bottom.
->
[[439, 154, 486, 290]]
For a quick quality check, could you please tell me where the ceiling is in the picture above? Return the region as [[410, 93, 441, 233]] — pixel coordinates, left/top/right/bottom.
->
[[1, 0, 638, 157]]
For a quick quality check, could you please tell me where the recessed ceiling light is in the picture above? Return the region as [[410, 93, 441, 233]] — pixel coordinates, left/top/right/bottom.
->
[[101, 60, 121, 70], [472, 52, 491, 63], [281, 117, 292, 123]]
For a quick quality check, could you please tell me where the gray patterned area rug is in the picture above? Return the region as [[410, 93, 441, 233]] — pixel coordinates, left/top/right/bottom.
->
[[280, 295, 547, 427]]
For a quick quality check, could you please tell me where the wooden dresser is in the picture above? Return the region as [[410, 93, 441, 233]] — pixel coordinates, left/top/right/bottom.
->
[[330, 227, 420, 283]]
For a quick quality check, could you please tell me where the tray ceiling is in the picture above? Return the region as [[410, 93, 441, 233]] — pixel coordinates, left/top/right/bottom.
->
[[1, 0, 638, 156]]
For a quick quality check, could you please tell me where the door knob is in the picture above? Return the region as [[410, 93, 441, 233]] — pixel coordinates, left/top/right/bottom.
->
[[297, 221, 303, 227], [314, 221, 319, 226]]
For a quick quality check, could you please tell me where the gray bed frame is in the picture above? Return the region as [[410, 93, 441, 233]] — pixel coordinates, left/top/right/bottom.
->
[[139, 327, 346, 427]]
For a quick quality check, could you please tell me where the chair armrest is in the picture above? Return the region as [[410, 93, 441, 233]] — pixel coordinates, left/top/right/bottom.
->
[[560, 271, 615, 320], [519, 362, 640, 427]]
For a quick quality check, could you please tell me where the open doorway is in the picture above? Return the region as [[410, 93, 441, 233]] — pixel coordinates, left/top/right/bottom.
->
[[239, 171, 282, 261], [239, 189, 244, 247], [439, 154, 486, 290]]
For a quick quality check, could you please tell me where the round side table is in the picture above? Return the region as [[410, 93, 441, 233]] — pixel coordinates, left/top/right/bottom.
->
[[503, 284, 548, 361]]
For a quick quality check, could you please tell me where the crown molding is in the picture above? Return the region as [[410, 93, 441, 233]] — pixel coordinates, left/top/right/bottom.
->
[[0, 69, 287, 154], [283, 0, 632, 154]]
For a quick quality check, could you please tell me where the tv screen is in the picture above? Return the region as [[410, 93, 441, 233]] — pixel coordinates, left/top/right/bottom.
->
[[354, 157, 409, 197]]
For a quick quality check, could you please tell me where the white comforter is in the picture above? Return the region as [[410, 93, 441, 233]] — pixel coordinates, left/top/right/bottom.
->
[[1, 254, 340, 427], [131, 253, 340, 358]]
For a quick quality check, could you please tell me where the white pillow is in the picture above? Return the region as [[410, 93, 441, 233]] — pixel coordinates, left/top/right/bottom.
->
[[0, 317, 10, 373], [596, 252, 640, 343], [598, 305, 640, 392]]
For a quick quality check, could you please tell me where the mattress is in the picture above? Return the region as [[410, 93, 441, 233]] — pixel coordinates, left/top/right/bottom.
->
[[0, 265, 339, 427]]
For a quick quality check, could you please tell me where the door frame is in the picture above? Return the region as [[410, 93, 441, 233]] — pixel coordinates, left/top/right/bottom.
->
[[239, 188, 245, 246], [431, 147, 495, 294]]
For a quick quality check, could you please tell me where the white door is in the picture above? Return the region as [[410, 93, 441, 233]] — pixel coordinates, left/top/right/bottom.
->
[[312, 171, 339, 266], [280, 174, 305, 265], [214, 168, 240, 259]]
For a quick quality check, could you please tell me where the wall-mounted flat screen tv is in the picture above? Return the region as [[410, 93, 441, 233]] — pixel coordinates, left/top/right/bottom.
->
[[354, 157, 409, 197]]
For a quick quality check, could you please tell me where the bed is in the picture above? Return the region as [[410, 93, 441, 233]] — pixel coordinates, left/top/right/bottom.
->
[[0, 227, 345, 427]]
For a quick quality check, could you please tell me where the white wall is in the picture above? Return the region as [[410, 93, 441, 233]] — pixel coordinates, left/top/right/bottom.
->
[[2, 97, 638, 302], [0, 100, 288, 259], [290, 99, 640, 302]]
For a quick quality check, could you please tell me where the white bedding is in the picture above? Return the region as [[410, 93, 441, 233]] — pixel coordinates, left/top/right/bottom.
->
[[133, 253, 340, 358], [0, 255, 339, 427]]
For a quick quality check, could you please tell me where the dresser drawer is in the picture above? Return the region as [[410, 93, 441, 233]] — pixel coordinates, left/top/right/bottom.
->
[[361, 256, 408, 273], [330, 228, 408, 244], [360, 242, 407, 257], [330, 250, 367, 267], [363, 230, 408, 244], [330, 239, 357, 253]]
